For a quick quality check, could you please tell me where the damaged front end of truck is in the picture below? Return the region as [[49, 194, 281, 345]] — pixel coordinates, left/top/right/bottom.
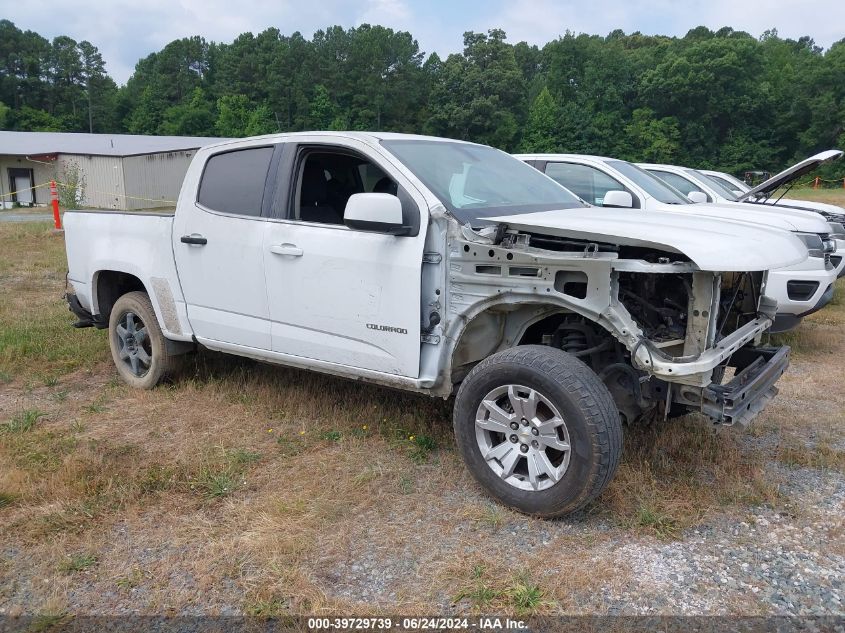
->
[[439, 209, 797, 427]]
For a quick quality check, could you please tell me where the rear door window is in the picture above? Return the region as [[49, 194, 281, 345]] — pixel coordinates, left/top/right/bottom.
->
[[648, 170, 709, 201], [198, 147, 274, 216]]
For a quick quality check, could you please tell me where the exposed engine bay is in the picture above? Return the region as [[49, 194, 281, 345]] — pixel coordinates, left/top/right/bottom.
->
[[535, 263, 767, 424], [495, 235, 773, 425]]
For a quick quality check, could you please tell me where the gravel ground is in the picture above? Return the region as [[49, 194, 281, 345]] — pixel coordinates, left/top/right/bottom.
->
[[0, 452, 842, 617], [0, 212, 53, 223], [605, 470, 844, 615]]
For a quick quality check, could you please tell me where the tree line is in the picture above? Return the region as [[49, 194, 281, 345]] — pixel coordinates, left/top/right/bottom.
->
[[1, 19, 844, 177]]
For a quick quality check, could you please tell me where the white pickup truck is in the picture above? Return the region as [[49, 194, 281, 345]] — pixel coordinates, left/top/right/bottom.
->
[[65, 132, 806, 517]]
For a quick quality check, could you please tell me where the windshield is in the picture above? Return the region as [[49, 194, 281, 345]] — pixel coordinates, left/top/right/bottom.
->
[[380, 140, 584, 225], [688, 169, 739, 201], [706, 172, 749, 194], [605, 160, 690, 204]]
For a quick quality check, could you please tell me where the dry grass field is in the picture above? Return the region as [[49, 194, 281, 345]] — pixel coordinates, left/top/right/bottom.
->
[[1, 196, 843, 620], [785, 187, 845, 207]]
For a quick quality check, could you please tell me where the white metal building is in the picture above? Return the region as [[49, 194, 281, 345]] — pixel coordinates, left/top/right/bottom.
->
[[0, 131, 225, 210]]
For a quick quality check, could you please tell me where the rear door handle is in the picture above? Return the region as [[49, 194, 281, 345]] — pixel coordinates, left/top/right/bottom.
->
[[269, 243, 303, 257], [180, 234, 207, 245]]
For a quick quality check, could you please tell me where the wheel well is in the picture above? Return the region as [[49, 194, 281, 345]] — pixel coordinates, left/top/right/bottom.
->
[[450, 305, 571, 384], [95, 271, 146, 320], [518, 313, 574, 345]]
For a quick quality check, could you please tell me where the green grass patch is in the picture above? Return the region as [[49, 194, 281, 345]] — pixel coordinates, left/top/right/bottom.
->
[[454, 567, 545, 614], [276, 433, 307, 456], [320, 430, 342, 442], [508, 572, 544, 615], [244, 598, 288, 618], [58, 552, 98, 573], [197, 470, 237, 498], [0, 303, 107, 380], [408, 433, 437, 463], [1, 409, 45, 433], [138, 464, 177, 494], [3, 430, 78, 473], [27, 612, 69, 632], [0, 223, 108, 380], [634, 504, 680, 539], [398, 474, 414, 494], [190, 446, 262, 499]]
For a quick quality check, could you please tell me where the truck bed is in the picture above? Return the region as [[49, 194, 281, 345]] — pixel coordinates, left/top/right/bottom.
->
[[63, 210, 191, 341]]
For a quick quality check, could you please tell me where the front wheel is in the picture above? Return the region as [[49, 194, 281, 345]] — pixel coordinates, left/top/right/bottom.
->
[[453, 345, 623, 517], [108, 291, 176, 389]]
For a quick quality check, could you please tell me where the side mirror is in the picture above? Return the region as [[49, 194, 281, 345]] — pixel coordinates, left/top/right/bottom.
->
[[687, 191, 708, 204], [602, 190, 633, 208], [344, 193, 408, 235]]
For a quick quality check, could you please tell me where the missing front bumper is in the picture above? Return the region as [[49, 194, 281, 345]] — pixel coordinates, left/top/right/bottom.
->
[[674, 346, 790, 427], [704, 346, 790, 426]]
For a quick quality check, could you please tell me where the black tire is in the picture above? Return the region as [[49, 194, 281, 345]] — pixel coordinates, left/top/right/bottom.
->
[[453, 345, 622, 517], [108, 291, 177, 389]]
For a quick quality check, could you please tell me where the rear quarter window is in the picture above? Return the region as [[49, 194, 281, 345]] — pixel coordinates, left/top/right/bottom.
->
[[197, 147, 274, 216]]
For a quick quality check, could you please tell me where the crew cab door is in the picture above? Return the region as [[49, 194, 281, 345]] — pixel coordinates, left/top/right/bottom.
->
[[173, 145, 276, 350], [262, 139, 426, 377]]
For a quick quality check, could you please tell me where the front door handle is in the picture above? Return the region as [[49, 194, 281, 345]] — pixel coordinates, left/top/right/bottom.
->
[[269, 243, 303, 257], [180, 234, 207, 245]]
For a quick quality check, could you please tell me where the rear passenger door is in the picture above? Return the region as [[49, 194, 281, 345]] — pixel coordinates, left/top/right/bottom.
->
[[173, 145, 276, 350]]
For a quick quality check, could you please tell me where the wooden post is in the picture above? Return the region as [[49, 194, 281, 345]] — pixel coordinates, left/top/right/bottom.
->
[[813, 176, 820, 190], [50, 180, 61, 230]]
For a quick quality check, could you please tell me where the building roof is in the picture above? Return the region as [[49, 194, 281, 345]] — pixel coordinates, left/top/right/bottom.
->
[[0, 131, 227, 158]]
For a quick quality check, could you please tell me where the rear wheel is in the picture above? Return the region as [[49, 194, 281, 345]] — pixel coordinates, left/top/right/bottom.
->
[[453, 345, 623, 517], [108, 291, 176, 389]]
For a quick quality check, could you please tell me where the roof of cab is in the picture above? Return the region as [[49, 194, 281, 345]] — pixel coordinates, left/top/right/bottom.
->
[[198, 131, 483, 153]]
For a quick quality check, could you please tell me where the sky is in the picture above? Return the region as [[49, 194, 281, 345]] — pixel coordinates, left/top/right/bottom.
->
[[2, 0, 844, 84]]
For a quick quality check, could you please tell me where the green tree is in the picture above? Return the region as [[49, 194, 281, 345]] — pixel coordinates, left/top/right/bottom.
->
[[12, 105, 65, 131], [623, 108, 681, 163], [215, 94, 276, 136], [426, 29, 526, 150], [77, 40, 116, 132], [158, 87, 215, 135], [308, 85, 337, 129], [519, 86, 559, 152]]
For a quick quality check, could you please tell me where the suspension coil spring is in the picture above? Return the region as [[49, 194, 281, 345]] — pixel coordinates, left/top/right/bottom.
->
[[559, 330, 588, 354]]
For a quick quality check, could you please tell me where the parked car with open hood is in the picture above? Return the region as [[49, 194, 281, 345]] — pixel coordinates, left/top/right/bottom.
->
[[518, 153, 839, 332], [640, 159, 845, 282], [64, 133, 805, 518], [700, 150, 845, 226]]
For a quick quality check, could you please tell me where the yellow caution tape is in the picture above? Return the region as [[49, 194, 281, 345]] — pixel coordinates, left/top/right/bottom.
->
[[0, 181, 53, 200]]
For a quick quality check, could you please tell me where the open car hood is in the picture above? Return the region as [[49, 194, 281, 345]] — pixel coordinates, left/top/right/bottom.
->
[[652, 201, 831, 233], [738, 150, 844, 202], [754, 198, 845, 219], [490, 208, 807, 272]]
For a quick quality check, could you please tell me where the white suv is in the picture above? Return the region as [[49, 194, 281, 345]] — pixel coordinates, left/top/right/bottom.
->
[[517, 154, 838, 332]]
